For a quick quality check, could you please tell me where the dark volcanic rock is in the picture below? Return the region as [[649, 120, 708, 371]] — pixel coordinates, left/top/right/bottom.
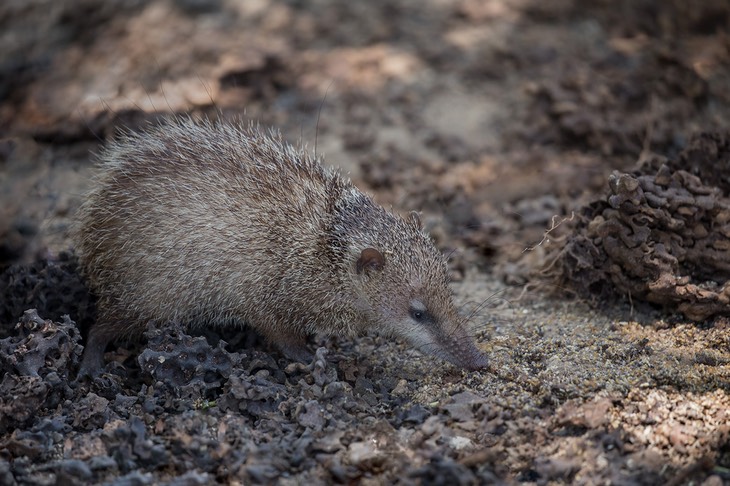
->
[[138, 322, 238, 406], [0, 252, 95, 339], [555, 132, 730, 320], [0, 309, 81, 433]]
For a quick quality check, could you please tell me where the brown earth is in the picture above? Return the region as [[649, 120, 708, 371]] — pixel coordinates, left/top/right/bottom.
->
[[1, 0, 730, 484]]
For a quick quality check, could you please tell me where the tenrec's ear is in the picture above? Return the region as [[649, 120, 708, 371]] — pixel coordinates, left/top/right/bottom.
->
[[356, 248, 385, 275], [409, 211, 422, 229]]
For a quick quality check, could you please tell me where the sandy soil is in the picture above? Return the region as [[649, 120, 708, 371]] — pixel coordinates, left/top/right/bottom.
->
[[1, 0, 730, 484]]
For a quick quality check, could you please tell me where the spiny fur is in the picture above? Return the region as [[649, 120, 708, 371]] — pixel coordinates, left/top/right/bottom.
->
[[73, 116, 488, 372]]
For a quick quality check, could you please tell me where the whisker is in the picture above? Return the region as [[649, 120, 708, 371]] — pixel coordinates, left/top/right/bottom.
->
[[463, 287, 514, 324], [444, 247, 458, 262], [150, 56, 171, 114], [314, 80, 334, 160], [197, 74, 220, 117], [76, 106, 104, 144]]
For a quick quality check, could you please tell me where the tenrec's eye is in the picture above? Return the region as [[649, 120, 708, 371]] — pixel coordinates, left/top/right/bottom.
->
[[410, 308, 424, 321]]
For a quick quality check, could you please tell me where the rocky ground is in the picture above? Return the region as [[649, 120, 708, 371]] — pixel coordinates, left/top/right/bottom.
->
[[1, 0, 730, 484]]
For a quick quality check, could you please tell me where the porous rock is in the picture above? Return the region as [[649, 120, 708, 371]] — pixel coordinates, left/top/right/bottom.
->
[[554, 132, 730, 320], [0, 252, 95, 338], [0, 309, 81, 432], [137, 321, 238, 404]]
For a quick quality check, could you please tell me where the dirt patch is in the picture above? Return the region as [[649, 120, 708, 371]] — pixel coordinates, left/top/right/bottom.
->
[[2, 0, 730, 484]]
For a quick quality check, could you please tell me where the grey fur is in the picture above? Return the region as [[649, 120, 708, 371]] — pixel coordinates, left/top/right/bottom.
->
[[73, 117, 488, 374]]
